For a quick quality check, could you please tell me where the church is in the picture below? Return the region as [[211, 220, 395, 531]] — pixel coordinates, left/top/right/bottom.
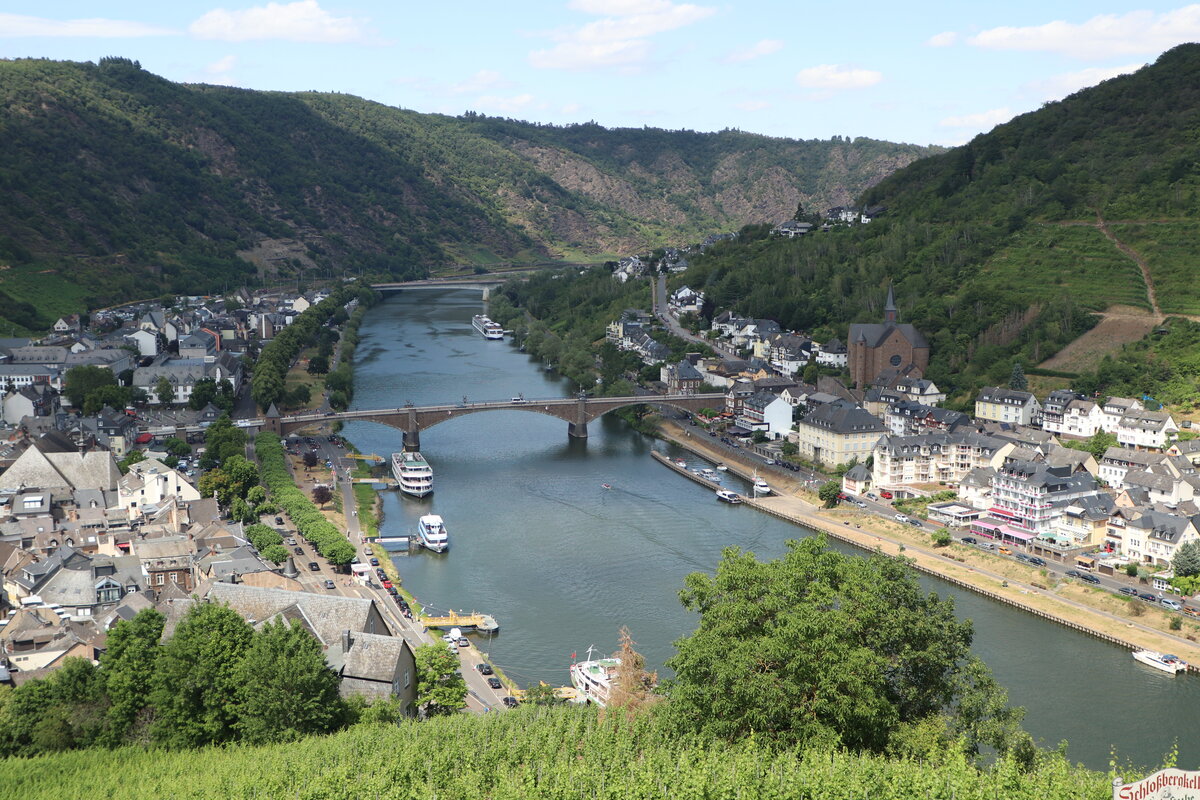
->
[[847, 285, 930, 390]]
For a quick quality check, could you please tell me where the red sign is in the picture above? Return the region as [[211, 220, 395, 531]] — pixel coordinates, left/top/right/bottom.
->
[[1114, 769, 1200, 800]]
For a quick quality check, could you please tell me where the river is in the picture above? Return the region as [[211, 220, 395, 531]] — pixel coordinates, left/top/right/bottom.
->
[[340, 288, 1199, 771]]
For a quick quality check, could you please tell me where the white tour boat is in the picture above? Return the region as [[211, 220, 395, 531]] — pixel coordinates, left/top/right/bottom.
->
[[569, 646, 620, 707], [417, 514, 450, 553], [716, 489, 743, 504], [392, 451, 434, 498], [1132, 650, 1188, 674], [472, 314, 504, 340]]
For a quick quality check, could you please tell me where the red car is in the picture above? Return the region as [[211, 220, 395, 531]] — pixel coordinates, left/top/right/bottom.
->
[[381, 579, 393, 589], [879, 491, 893, 499]]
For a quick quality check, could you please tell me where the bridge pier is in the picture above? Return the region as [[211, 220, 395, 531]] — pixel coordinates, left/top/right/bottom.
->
[[403, 429, 421, 452], [567, 421, 588, 439]]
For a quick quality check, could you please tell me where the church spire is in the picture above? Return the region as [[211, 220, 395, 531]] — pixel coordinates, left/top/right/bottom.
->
[[884, 283, 897, 323]]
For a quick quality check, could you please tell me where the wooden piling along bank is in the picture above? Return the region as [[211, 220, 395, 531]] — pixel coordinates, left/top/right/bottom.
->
[[652, 444, 1200, 671]]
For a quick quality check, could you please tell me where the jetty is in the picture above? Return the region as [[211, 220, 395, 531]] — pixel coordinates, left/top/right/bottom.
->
[[419, 610, 500, 634]]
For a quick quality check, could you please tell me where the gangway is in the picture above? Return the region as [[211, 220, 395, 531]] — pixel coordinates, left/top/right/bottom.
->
[[351, 477, 397, 487], [418, 610, 500, 633], [510, 683, 583, 703], [344, 453, 385, 463]]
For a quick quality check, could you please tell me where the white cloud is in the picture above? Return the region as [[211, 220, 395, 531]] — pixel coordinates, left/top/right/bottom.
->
[[926, 31, 957, 47], [794, 64, 882, 90], [735, 100, 770, 111], [939, 107, 1013, 129], [968, 5, 1200, 59], [449, 70, 507, 94], [473, 93, 541, 115], [530, 1, 714, 71], [560, 102, 583, 114], [0, 13, 174, 37], [723, 39, 783, 64], [1026, 63, 1143, 102], [190, 1, 365, 43], [206, 55, 237, 76]]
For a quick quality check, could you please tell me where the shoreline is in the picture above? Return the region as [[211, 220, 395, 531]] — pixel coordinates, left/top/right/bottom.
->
[[653, 420, 1200, 669]]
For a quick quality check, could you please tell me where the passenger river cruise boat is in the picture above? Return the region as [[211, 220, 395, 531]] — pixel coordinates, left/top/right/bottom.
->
[[569, 646, 620, 707], [392, 451, 433, 497], [417, 514, 449, 553], [472, 314, 504, 340]]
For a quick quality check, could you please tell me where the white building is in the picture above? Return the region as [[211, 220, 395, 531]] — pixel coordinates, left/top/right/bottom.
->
[[1115, 409, 1178, 450]]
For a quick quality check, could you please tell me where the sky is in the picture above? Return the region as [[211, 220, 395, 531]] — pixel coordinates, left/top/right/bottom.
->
[[1, 2, 1198, 146]]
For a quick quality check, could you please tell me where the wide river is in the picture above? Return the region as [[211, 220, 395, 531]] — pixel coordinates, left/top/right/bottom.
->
[[341, 288, 1199, 771]]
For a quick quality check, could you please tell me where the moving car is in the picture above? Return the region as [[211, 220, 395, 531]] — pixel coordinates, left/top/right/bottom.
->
[[961, 537, 977, 545], [1118, 586, 1138, 596], [308, 562, 320, 571], [486, 677, 502, 689], [1137, 592, 1158, 602], [1027, 556, 1046, 567], [894, 514, 909, 523], [1161, 598, 1183, 611], [294, 546, 304, 555], [323, 579, 335, 590]]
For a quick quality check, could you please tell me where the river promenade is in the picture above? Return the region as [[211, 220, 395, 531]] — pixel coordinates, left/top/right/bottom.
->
[[655, 420, 1200, 667]]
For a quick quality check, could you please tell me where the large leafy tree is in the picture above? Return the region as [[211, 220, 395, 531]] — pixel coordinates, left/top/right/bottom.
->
[[665, 536, 1022, 754], [201, 414, 248, 469], [198, 455, 259, 507], [234, 620, 344, 744], [413, 643, 467, 717], [1173, 539, 1200, 577], [63, 365, 117, 408], [150, 603, 254, 748], [99, 608, 164, 747]]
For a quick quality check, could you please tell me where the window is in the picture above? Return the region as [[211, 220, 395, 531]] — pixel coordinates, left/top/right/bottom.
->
[[889, 354, 902, 367], [404, 669, 411, 688], [155, 574, 164, 585]]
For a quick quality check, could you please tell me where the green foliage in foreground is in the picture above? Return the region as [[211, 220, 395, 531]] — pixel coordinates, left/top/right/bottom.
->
[[0, 706, 1114, 800]]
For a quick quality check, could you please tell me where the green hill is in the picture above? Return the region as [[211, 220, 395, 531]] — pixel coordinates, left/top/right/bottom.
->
[[0, 57, 933, 331], [0, 707, 1109, 800], [674, 44, 1200, 397]]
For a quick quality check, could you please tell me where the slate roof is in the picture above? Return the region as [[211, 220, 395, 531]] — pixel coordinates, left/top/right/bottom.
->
[[800, 401, 887, 435], [205, 583, 389, 645], [977, 386, 1037, 406], [847, 322, 928, 349]]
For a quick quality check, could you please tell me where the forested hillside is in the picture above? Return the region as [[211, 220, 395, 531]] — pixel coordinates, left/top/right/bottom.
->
[[666, 44, 1200, 400], [0, 57, 933, 331]]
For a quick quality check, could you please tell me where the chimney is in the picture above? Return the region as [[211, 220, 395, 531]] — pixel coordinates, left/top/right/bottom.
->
[[282, 557, 298, 579], [341, 630, 351, 653]]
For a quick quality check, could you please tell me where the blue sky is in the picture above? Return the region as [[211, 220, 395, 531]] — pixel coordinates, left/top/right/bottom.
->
[[2, 1, 1197, 145]]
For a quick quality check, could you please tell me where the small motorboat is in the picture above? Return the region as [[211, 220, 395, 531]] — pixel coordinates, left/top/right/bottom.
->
[[715, 464, 728, 471], [1132, 650, 1188, 674], [601, 483, 612, 490], [716, 489, 742, 504], [753, 477, 771, 495]]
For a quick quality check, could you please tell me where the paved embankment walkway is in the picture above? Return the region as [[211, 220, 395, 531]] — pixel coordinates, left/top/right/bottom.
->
[[654, 423, 1200, 669]]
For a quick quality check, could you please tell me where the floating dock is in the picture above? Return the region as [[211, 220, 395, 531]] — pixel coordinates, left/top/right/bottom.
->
[[419, 610, 500, 634]]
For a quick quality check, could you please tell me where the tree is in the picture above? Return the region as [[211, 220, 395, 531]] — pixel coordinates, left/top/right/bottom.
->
[[63, 365, 117, 408], [664, 537, 1020, 754], [521, 683, 561, 706], [82, 384, 130, 415], [100, 608, 164, 747], [302, 451, 319, 468], [1009, 361, 1028, 391], [201, 414, 248, 469], [234, 620, 343, 744], [155, 376, 175, 406], [312, 485, 333, 506], [150, 604, 254, 748], [1173, 540, 1200, 577], [117, 449, 147, 473], [260, 544, 290, 565], [162, 437, 191, 458], [188, 377, 219, 411], [751, 430, 768, 444], [780, 442, 798, 456], [307, 355, 329, 375], [413, 643, 467, 717], [818, 480, 841, 508]]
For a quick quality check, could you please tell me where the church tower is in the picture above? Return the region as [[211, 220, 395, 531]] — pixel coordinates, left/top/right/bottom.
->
[[884, 284, 897, 324]]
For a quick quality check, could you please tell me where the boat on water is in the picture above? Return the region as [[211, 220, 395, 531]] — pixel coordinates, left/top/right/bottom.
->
[[392, 451, 433, 498], [699, 468, 721, 482], [570, 647, 621, 707], [715, 464, 728, 471], [417, 514, 449, 553], [1132, 650, 1188, 674], [674, 458, 687, 468], [752, 476, 771, 495], [716, 489, 742, 504], [472, 314, 504, 340]]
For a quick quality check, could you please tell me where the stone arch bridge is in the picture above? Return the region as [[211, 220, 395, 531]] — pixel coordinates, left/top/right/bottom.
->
[[267, 393, 726, 450]]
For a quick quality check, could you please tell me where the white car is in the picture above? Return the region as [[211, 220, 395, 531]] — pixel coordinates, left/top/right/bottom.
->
[[894, 514, 909, 524]]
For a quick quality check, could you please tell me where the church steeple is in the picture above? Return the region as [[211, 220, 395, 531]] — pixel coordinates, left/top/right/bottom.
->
[[884, 284, 897, 323]]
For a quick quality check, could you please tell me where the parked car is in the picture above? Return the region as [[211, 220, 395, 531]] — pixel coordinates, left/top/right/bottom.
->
[[323, 579, 335, 590], [502, 696, 519, 708], [382, 580, 393, 589], [476, 663, 494, 675], [487, 676, 503, 690], [1161, 598, 1183, 611], [364, 546, 373, 556], [1065, 570, 1083, 579], [1137, 592, 1158, 602], [457, 637, 470, 648], [977, 542, 995, 551], [1027, 556, 1046, 567], [998, 545, 1013, 556], [894, 514, 909, 523], [1118, 586, 1138, 596], [961, 537, 977, 545], [294, 547, 304, 556], [907, 518, 922, 528], [1014, 552, 1029, 562], [275, 516, 284, 525], [879, 491, 893, 499], [369, 557, 380, 566], [308, 562, 320, 571], [387, 586, 398, 596], [286, 537, 296, 546], [1079, 573, 1101, 584]]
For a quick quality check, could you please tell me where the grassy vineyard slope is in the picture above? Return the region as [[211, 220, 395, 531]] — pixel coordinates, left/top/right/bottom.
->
[[0, 707, 1115, 800]]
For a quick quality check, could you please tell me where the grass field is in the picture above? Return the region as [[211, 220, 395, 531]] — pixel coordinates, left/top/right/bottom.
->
[[1108, 222, 1200, 315], [976, 224, 1149, 310], [0, 263, 94, 333], [282, 346, 327, 412]]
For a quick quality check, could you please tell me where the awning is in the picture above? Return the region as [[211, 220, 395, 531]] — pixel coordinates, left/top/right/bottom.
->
[[136, 433, 152, 444]]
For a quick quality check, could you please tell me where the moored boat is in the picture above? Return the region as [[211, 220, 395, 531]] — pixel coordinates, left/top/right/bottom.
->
[[417, 514, 449, 553], [716, 489, 742, 504], [1132, 650, 1188, 674], [715, 464, 728, 471], [752, 476, 771, 495], [699, 468, 721, 482], [392, 451, 433, 497], [472, 314, 504, 339], [569, 647, 620, 707]]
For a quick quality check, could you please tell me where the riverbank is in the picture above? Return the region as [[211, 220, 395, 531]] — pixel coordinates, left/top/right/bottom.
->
[[655, 420, 1200, 668]]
